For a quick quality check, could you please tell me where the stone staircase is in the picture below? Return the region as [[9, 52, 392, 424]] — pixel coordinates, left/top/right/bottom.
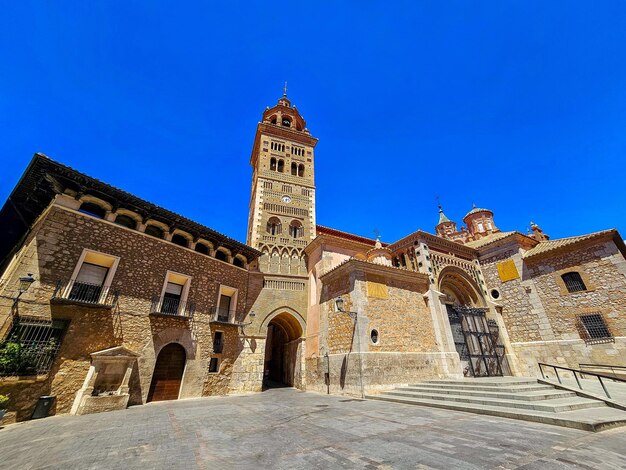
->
[[365, 377, 626, 432]]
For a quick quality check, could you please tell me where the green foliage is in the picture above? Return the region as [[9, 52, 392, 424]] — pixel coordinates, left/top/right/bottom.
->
[[0, 341, 38, 376], [0, 394, 8, 410]]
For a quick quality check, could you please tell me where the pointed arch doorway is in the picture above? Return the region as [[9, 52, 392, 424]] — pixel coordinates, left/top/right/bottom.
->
[[147, 343, 186, 402], [263, 312, 303, 388]]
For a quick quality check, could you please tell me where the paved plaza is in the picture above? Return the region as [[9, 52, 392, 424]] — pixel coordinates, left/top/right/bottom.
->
[[1, 388, 625, 470]]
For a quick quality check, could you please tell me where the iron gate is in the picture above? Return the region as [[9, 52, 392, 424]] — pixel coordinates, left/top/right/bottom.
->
[[446, 305, 511, 377]]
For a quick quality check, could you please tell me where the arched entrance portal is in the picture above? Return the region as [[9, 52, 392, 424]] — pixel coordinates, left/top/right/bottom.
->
[[263, 312, 303, 388], [438, 267, 510, 378], [147, 343, 186, 402]]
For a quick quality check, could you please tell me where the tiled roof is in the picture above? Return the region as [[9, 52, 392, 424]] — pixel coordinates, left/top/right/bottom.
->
[[316, 225, 386, 247], [438, 209, 452, 225], [464, 231, 517, 249], [464, 206, 492, 219], [522, 229, 616, 259]]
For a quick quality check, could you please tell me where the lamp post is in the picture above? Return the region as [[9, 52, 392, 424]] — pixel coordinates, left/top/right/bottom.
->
[[335, 297, 365, 398], [13, 273, 35, 307]]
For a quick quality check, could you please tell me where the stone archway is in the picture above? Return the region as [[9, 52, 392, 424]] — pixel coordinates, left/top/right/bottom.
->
[[263, 312, 304, 388]]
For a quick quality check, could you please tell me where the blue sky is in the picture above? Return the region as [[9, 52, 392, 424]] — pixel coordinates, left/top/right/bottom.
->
[[1, 2, 625, 243]]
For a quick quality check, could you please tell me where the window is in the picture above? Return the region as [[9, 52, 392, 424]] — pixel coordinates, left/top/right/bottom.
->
[[195, 243, 210, 255], [155, 271, 191, 316], [298, 164, 305, 177], [270, 157, 277, 171], [562, 272, 587, 293], [79, 202, 106, 219], [477, 222, 484, 232], [145, 225, 164, 239], [490, 289, 501, 300], [208, 358, 219, 373], [282, 117, 291, 127], [215, 250, 228, 262], [267, 217, 282, 235], [263, 181, 273, 189], [233, 257, 245, 268], [289, 220, 303, 238], [370, 329, 379, 345], [171, 234, 188, 248], [216, 285, 237, 322], [66, 249, 120, 305], [277, 159, 284, 173], [291, 162, 297, 175], [114, 214, 136, 230], [213, 331, 224, 354], [0, 318, 69, 376], [578, 313, 612, 343]]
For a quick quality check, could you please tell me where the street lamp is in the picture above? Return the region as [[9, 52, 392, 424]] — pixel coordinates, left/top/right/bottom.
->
[[17, 274, 35, 297], [334, 297, 365, 398]]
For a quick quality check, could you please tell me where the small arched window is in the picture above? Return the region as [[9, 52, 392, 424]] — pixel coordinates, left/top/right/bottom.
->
[[215, 250, 228, 262], [267, 217, 282, 235], [282, 117, 291, 127], [171, 234, 188, 248], [145, 225, 164, 239], [233, 257, 246, 268], [562, 272, 587, 292], [115, 214, 137, 230], [277, 159, 284, 173], [289, 220, 303, 238], [270, 116, 277, 125], [298, 164, 305, 177], [195, 243, 209, 255], [270, 157, 277, 171], [79, 202, 106, 219], [291, 162, 297, 175]]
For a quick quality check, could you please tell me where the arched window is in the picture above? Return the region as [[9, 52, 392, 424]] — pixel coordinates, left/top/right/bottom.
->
[[291, 162, 297, 175], [270, 116, 277, 125], [195, 243, 209, 255], [233, 257, 246, 268], [171, 234, 188, 248], [281, 144, 285, 152], [145, 225, 164, 239], [115, 214, 136, 230], [270, 157, 277, 171], [79, 202, 106, 219], [282, 117, 291, 127], [298, 164, 305, 177], [277, 159, 284, 173], [267, 217, 282, 235], [289, 220, 303, 238], [215, 250, 228, 262], [562, 272, 587, 292]]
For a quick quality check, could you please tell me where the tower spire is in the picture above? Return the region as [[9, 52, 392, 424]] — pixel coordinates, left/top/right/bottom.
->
[[283, 81, 288, 97]]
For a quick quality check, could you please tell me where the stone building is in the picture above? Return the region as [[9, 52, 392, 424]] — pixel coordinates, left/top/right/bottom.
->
[[0, 92, 625, 422]]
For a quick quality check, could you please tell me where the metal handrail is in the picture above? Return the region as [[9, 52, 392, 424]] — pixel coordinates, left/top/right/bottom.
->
[[150, 295, 195, 318], [538, 362, 626, 400], [51, 279, 119, 308]]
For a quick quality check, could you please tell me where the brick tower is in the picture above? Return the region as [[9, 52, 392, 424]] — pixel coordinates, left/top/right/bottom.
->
[[247, 90, 319, 276]]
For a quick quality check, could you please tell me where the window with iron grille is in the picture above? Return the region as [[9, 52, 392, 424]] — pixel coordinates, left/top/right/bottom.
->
[[0, 317, 68, 376], [213, 331, 224, 354], [562, 272, 587, 293], [578, 313, 612, 343], [208, 358, 219, 373]]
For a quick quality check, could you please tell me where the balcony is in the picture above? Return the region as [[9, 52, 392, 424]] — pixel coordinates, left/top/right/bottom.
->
[[150, 295, 195, 319], [51, 280, 119, 308], [211, 307, 235, 324]]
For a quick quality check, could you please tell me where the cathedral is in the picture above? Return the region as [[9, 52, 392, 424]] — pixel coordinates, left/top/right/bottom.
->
[[0, 92, 624, 422]]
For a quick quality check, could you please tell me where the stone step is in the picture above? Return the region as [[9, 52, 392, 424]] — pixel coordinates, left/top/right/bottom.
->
[[408, 382, 554, 393], [383, 390, 605, 412], [425, 378, 540, 387], [398, 385, 577, 401], [365, 394, 626, 432]]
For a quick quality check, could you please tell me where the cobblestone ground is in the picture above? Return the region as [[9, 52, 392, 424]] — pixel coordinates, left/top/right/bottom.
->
[[1, 388, 625, 470]]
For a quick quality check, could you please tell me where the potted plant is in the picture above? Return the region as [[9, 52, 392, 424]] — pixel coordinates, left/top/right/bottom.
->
[[0, 394, 8, 421]]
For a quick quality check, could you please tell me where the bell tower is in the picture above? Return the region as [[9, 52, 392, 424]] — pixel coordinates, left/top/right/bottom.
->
[[247, 90, 318, 276]]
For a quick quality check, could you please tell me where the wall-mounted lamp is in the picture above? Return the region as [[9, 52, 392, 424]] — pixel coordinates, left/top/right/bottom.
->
[[334, 297, 345, 312], [17, 273, 35, 298]]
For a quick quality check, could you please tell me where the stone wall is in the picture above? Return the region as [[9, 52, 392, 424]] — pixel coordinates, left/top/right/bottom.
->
[[0, 203, 262, 422]]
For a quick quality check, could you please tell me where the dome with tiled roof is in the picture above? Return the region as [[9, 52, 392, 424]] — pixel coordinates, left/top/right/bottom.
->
[[464, 203, 493, 219]]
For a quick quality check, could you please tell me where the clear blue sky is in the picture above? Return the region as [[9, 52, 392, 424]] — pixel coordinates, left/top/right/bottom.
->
[[2, 2, 626, 244]]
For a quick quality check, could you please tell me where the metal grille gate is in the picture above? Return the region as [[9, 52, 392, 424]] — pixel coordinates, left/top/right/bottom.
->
[[446, 305, 511, 377]]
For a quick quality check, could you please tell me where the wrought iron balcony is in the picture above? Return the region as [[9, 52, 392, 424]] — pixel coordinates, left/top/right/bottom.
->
[[211, 307, 233, 323], [51, 280, 119, 308], [150, 295, 195, 319]]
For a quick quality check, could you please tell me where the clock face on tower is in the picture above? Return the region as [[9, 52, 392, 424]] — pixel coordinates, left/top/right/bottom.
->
[[282, 195, 292, 204]]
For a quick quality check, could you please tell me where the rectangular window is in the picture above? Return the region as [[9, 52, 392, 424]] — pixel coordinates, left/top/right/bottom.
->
[[562, 272, 587, 293], [155, 271, 192, 316], [213, 331, 224, 354], [579, 313, 612, 342], [0, 318, 68, 376], [216, 285, 238, 323], [208, 358, 219, 373], [65, 249, 120, 305]]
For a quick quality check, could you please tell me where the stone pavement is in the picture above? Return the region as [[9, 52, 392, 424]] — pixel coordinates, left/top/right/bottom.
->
[[0, 388, 625, 470]]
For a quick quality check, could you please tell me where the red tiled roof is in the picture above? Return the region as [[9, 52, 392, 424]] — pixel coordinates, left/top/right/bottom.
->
[[316, 225, 387, 247]]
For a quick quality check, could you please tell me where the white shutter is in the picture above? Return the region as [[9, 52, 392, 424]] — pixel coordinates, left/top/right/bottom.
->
[[165, 282, 183, 296], [76, 263, 108, 286]]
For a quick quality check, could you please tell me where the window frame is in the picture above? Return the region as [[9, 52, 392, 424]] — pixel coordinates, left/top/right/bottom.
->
[[217, 285, 238, 323], [561, 272, 587, 293], [65, 249, 120, 303], [157, 271, 192, 315]]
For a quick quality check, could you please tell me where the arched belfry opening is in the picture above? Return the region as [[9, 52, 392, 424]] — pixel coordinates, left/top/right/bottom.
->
[[263, 312, 303, 388], [438, 267, 510, 378]]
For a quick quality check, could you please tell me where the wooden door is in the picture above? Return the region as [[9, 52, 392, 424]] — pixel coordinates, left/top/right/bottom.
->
[[147, 343, 186, 402]]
